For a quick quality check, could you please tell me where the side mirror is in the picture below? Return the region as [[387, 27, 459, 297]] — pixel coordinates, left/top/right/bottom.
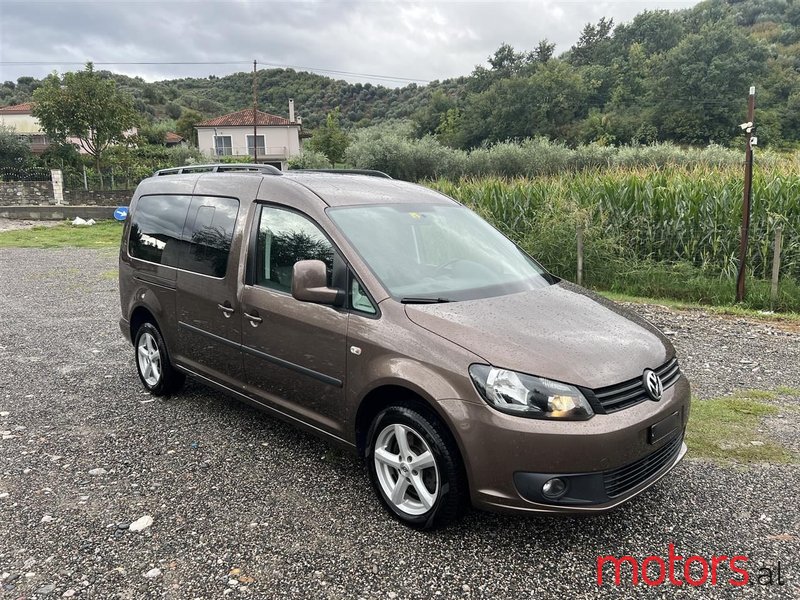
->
[[292, 260, 341, 305]]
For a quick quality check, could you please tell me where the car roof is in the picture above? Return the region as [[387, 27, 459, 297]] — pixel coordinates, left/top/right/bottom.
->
[[140, 167, 457, 208], [280, 172, 456, 207]]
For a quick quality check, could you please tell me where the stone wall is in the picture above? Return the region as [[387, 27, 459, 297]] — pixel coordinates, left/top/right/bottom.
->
[[0, 181, 54, 206], [63, 189, 133, 206], [0, 181, 133, 207]]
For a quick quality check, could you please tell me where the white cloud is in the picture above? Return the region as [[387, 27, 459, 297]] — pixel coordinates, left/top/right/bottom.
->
[[0, 0, 701, 85]]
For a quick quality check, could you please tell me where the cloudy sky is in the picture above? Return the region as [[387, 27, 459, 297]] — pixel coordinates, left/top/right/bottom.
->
[[0, 0, 701, 86]]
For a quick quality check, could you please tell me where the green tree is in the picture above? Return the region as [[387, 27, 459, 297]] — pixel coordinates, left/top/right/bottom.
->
[[609, 43, 651, 109], [165, 102, 182, 119], [175, 109, 203, 146], [435, 108, 466, 148], [652, 22, 768, 144], [458, 60, 589, 146], [569, 18, 615, 66], [613, 10, 685, 55], [531, 40, 556, 64], [32, 63, 139, 175], [487, 43, 528, 77], [412, 90, 456, 136], [307, 108, 349, 166], [0, 126, 33, 170]]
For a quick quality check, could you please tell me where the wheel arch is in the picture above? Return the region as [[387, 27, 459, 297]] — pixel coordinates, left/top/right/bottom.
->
[[129, 305, 161, 341], [354, 383, 468, 478]]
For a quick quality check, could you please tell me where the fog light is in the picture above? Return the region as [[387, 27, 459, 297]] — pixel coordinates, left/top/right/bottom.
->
[[542, 477, 567, 499]]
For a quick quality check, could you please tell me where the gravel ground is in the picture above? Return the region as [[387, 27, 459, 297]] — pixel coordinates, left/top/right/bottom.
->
[[0, 248, 798, 600]]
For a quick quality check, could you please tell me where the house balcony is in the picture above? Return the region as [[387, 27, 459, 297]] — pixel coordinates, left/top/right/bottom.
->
[[29, 141, 50, 155], [18, 135, 50, 155], [202, 146, 290, 161]]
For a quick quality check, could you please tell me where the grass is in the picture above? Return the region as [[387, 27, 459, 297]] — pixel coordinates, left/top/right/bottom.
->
[[686, 390, 797, 464], [600, 291, 800, 324], [596, 261, 800, 314], [0, 221, 124, 248]]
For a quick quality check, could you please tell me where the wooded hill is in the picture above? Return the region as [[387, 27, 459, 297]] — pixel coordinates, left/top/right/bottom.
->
[[2, 0, 799, 148]]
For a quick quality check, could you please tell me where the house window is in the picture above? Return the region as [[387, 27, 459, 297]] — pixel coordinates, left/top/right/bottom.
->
[[214, 136, 232, 156], [247, 135, 266, 155]]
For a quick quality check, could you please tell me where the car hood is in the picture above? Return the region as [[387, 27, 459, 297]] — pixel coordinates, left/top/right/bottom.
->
[[404, 282, 674, 389]]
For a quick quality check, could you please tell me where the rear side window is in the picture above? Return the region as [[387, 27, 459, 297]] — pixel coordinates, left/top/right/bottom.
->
[[180, 196, 240, 277], [129, 195, 191, 267], [256, 206, 334, 292]]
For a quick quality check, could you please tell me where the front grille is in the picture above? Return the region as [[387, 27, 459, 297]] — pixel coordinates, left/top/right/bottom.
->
[[603, 432, 683, 498], [590, 358, 681, 414]]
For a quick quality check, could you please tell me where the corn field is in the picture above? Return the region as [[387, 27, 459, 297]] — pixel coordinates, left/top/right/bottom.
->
[[427, 165, 800, 310]]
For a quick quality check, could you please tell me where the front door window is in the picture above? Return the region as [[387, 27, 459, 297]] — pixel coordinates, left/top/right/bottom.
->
[[256, 206, 335, 292]]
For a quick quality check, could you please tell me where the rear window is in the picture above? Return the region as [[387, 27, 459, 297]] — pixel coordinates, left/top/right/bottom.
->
[[180, 196, 240, 277], [128, 194, 239, 277], [128, 195, 191, 267]]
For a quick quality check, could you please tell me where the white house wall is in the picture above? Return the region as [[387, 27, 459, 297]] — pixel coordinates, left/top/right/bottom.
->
[[197, 126, 301, 161], [0, 113, 42, 134]]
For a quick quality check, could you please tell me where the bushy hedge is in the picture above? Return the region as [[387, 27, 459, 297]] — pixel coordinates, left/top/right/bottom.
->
[[287, 149, 333, 169], [345, 121, 795, 181]]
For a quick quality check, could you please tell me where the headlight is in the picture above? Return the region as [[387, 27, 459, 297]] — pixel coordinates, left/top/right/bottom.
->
[[469, 364, 593, 420]]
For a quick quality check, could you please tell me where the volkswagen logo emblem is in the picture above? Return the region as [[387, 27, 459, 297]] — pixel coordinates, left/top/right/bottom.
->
[[643, 369, 663, 401]]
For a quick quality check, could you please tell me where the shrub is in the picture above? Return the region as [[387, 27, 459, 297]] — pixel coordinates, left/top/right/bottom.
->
[[288, 149, 332, 169], [344, 122, 800, 180]]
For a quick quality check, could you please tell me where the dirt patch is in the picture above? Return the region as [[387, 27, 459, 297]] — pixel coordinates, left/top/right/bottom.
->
[[0, 218, 61, 232]]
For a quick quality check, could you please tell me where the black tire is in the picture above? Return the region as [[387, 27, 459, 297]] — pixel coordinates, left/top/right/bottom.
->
[[366, 404, 467, 530], [134, 322, 185, 396]]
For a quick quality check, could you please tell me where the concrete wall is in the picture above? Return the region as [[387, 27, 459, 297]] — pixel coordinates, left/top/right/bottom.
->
[[0, 181, 132, 207], [0, 205, 121, 221]]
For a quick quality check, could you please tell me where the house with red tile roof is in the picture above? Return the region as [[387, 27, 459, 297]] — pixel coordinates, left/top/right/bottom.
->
[[0, 103, 50, 154], [195, 100, 302, 170], [164, 131, 186, 147], [0, 102, 137, 155]]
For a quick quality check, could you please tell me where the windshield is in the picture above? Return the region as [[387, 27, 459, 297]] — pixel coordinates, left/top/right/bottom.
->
[[327, 203, 553, 301]]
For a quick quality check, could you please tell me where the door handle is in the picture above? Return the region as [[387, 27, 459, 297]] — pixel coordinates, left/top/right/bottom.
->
[[244, 311, 263, 327], [217, 303, 235, 318]]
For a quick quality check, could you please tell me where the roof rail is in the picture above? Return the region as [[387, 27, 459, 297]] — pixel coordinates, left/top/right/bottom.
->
[[153, 163, 283, 177], [289, 168, 392, 179]]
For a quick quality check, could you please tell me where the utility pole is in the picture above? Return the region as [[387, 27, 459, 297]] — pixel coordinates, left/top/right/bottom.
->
[[253, 59, 258, 163], [735, 86, 756, 303]]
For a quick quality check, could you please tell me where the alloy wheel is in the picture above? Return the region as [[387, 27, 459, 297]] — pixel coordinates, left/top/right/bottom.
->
[[137, 331, 162, 387], [373, 423, 440, 516]]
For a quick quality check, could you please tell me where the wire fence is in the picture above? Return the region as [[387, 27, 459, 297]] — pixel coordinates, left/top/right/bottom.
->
[[0, 165, 149, 191]]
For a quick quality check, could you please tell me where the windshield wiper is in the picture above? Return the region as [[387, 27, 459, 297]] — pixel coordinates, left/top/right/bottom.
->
[[400, 296, 452, 304]]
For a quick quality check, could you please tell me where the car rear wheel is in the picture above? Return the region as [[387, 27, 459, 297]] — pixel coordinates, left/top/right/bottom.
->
[[367, 404, 466, 529], [134, 322, 185, 396]]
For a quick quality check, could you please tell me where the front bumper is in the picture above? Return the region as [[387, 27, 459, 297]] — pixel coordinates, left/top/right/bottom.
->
[[513, 435, 686, 507], [437, 374, 691, 514]]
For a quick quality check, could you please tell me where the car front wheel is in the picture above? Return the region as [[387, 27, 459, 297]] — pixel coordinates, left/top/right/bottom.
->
[[367, 404, 466, 529]]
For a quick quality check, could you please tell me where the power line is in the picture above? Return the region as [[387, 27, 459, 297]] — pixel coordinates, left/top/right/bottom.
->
[[0, 60, 431, 84]]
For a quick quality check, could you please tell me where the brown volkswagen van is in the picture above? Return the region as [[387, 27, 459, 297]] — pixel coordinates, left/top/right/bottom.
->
[[119, 164, 689, 529]]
